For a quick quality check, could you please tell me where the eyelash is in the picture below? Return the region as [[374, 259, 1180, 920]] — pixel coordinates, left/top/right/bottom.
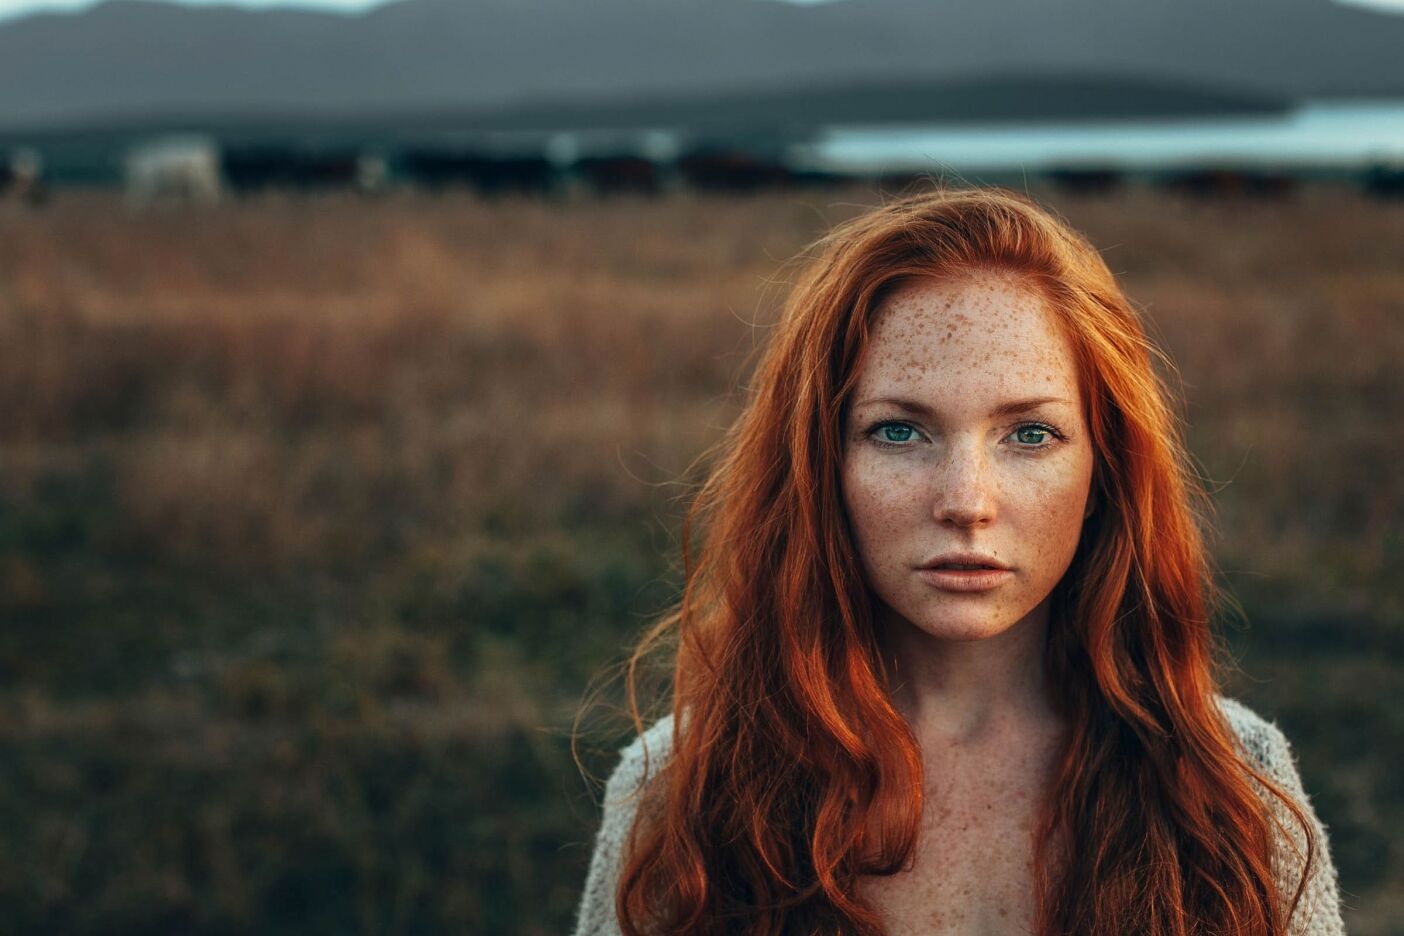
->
[[865, 420, 1066, 451]]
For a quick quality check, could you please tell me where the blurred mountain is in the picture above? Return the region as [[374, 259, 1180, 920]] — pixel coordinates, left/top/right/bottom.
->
[[0, 0, 1401, 130]]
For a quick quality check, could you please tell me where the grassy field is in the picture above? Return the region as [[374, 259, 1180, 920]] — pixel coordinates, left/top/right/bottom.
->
[[0, 182, 1399, 934]]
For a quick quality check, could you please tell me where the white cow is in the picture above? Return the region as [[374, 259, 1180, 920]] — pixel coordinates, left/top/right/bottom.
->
[[2, 146, 44, 202], [124, 135, 223, 204]]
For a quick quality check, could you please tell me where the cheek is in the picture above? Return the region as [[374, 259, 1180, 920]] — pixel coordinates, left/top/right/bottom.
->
[[1015, 461, 1092, 552], [840, 453, 947, 594], [842, 451, 920, 528]]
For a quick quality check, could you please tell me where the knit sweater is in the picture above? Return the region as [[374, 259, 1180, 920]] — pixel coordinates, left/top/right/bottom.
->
[[572, 695, 1346, 935]]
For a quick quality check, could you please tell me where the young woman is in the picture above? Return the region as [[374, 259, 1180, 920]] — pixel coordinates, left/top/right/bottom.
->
[[572, 186, 1345, 936]]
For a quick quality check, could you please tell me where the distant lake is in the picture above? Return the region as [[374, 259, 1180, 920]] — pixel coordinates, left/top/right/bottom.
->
[[789, 99, 1404, 173]]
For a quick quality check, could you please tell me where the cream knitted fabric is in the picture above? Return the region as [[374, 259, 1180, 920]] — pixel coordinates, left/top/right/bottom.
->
[[573, 716, 676, 936], [573, 696, 1346, 935], [1217, 696, 1348, 936]]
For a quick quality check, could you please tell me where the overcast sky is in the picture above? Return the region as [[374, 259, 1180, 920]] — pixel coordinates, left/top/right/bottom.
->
[[0, 0, 378, 17], [0, 0, 1400, 21], [0, 0, 832, 20]]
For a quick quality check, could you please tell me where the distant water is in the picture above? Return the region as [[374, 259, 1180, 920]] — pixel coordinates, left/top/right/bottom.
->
[[789, 99, 1404, 173]]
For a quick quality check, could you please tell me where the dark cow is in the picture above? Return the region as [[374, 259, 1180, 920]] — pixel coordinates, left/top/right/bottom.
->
[[570, 154, 660, 197], [788, 166, 854, 190], [675, 148, 795, 195], [876, 170, 947, 197], [1044, 167, 1123, 196], [399, 149, 557, 198], [1362, 163, 1404, 199], [1159, 168, 1298, 199], [222, 147, 367, 194]]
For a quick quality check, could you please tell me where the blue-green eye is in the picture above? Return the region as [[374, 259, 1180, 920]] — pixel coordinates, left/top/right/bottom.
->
[[866, 420, 1064, 450], [1014, 425, 1051, 445], [1009, 422, 1065, 448], [879, 423, 915, 444], [863, 420, 922, 448]]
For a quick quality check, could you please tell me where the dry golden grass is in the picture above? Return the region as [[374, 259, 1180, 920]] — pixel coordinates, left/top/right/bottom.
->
[[0, 183, 1399, 932], [4, 187, 1399, 601]]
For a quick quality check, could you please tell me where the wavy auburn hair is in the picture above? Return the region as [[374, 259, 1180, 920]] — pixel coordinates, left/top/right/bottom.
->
[[593, 185, 1318, 935]]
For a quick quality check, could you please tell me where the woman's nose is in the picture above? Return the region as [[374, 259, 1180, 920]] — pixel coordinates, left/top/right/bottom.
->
[[933, 438, 995, 528]]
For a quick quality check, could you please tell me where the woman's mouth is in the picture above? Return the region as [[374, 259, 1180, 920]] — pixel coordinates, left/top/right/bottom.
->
[[915, 565, 1014, 592]]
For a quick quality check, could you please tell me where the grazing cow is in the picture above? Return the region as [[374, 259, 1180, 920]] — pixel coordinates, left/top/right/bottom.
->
[[0, 147, 46, 204], [877, 170, 944, 197], [1159, 168, 1298, 199], [570, 154, 660, 197], [356, 154, 389, 194], [400, 149, 557, 197], [125, 136, 223, 204], [1362, 163, 1404, 199], [788, 166, 853, 190], [222, 147, 369, 194], [1044, 167, 1123, 196], [675, 147, 795, 195]]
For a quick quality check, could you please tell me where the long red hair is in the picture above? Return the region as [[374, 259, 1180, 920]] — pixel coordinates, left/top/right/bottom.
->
[[588, 185, 1317, 935]]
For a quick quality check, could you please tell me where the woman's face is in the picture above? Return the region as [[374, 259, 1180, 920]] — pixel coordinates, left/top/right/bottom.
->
[[840, 271, 1095, 644]]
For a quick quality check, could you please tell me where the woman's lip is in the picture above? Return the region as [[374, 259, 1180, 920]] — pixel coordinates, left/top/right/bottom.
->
[[915, 567, 1014, 592]]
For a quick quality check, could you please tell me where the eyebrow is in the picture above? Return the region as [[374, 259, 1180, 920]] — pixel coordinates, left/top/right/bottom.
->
[[851, 396, 1074, 419]]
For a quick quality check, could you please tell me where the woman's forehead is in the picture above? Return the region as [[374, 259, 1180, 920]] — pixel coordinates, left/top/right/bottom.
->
[[874, 271, 1048, 329], [858, 274, 1080, 402]]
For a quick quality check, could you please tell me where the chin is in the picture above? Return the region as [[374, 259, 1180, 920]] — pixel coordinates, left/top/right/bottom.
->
[[924, 621, 1016, 642], [895, 607, 1019, 643]]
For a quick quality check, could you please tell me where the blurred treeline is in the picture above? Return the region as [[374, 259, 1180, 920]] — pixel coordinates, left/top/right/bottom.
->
[[0, 184, 1399, 934]]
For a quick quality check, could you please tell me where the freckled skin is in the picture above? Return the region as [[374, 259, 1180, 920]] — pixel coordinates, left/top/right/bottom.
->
[[841, 271, 1095, 935], [841, 270, 1094, 650], [856, 733, 1064, 935]]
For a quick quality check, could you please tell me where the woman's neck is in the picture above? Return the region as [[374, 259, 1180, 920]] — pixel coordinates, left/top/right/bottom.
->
[[878, 598, 1064, 749]]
